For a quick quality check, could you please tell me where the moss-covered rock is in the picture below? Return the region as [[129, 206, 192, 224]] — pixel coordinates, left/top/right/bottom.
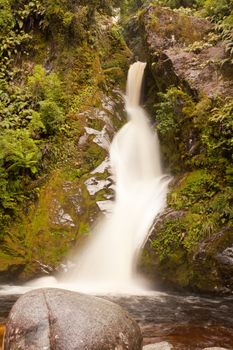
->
[[140, 169, 233, 294], [133, 5, 233, 293], [134, 5, 233, 98]]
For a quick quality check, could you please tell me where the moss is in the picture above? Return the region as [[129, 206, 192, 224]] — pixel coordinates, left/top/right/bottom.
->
[[168, 170, 219, 209], [99, 24, 132, 87], [146, 6, 211, 45], [0, 168, 102, 280]]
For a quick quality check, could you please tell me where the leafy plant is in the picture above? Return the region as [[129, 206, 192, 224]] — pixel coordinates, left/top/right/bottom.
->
[[155, 87, 193, 135], [152, 218, 185, 261], [0, 129, 41, 175], [39, 100, 64, 135], [203, 0, 232, 21]]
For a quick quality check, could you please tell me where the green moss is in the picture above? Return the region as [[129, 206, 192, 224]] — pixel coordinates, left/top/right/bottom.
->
[[0, 167, 102, 280], [146, 6, 209, 45], [168, 170, 219, 209], [151, 217, 184, 260]]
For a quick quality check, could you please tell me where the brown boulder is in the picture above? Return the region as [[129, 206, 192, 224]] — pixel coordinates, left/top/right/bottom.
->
[[4, 288, 142, 350]]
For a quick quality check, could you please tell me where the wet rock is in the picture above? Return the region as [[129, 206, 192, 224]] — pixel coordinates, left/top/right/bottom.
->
[[91, 157, 110, 174], [164, 43, 233, 98], [4, 288, 143, 350], [145, 6, 212, 50], [140, 204, 233, 294], [52, 199, 75, 227], [85, 126, 111, 150], [85, 176, 112, 196], [216, 246, 233, 266], [139, 208, 186, 286], [142, 6, 233, 98], [96, 199, 114, 214], [78, 133, 89, 147], [143, 342, 173, 349]]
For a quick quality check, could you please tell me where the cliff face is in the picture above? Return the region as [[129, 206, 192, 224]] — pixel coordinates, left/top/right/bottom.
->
[[132, 5, 233, 295]]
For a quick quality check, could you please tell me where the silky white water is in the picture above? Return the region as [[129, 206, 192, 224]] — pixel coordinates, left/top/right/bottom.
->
[[56, 61, 170, 293], [0, 62, 170, 295]]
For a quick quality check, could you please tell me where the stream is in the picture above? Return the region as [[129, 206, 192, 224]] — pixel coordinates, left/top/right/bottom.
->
[[1, 289, 233, 349]]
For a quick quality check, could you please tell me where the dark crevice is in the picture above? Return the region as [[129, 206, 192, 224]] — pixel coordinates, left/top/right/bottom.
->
[[42, 291, 56, 350]]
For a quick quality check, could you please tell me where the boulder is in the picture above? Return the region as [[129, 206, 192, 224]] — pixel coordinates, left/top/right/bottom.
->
[[4, 288, 142, 350]]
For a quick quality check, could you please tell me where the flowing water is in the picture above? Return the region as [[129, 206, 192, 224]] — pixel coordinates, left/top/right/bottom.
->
[[1, 62, 233, 348], [58, 61, 170, 293], [11, 60, 169, 294]]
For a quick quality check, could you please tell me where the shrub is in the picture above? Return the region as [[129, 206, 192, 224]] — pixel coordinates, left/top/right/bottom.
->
[[0, 0, 15, 33], [155, 87, 193, 135], [204, 0, 232, 21], [39, 99, 64, 135], [0, 129, 41, 175]]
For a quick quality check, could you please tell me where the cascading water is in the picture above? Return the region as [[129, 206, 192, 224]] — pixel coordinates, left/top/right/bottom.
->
[[0, 62, 170, 295], [57, 61, 170, 293]]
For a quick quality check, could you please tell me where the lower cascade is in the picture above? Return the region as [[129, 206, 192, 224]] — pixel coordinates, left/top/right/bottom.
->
[[56, 61, 170, 293]]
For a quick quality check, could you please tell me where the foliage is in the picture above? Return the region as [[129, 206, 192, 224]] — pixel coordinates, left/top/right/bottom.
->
[[203, 0, 232, 21], [145, 0, 204, 10], [155, 87, 233, 173], [0, 129, 41, 175], [153, 168, 233, 263], [39, 100, 64, 135], [0, 0, 131, 280], [0, 0, 15, 33], [153, 81, 233, 274], [152, 218, 185, 260], [0, 129, 41, 232], [201, 98, 233, 163], [169, 170, 219, 209], [154, 87, 194, 171], [155, 87, 193, 135]]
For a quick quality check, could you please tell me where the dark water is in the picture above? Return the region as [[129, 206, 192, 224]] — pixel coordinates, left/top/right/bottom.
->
[[1, 290, 233, 349], [105, 292, 233, 349]]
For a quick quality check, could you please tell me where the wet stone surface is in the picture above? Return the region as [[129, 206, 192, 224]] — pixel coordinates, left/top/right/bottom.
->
[[1, 290, 233, 349], [4, 289, 142, 350]]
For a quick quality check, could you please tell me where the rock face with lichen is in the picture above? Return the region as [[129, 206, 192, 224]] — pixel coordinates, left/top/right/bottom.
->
[[4, 288, 142, 350], [142, 6, 233, 98]]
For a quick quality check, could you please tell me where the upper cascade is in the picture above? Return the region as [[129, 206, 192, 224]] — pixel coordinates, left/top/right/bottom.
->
[[126, 61, 147, 108]]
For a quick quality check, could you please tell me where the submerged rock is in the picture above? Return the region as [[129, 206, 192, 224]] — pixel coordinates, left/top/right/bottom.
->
[[143, 342, 173, 349], [4, 288, 142, 350]]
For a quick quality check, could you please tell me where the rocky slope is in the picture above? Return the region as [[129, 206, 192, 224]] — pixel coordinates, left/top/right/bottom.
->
[[130, 4, 233, 294]]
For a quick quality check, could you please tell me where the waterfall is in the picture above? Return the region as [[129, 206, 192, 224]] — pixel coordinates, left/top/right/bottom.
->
[[21, 61, 170, 294], [57, 61, 170, 293]]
